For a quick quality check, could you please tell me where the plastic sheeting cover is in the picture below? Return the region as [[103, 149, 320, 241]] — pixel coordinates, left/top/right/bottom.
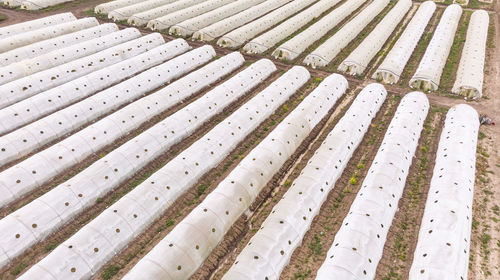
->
[[18, 52, 251, 279], [316, 91, 429, 279], [409, 104, 478, 280], [191, 0, 292, 42], [0, 24, 121, 84], [272, 0, 367, 61], [127, 0, 207, 26], [338, 0, 411, 75], [95, 0, 144, 14], [0, 42, 207, 208], [169, 0, 267, 37], [0, 23, 118, 70], [372, 1, 436, 84], [0, 36, 189, 135], [0, 48, 274, 270], [108, 0, 183, 21], [304, 0, 390, 68], [0, 12, 76, 40], [0, 30, 156, 110], [146, 0, 236, 30], [0, 17, 98, 53], [240, 0, 338, 53], [123, 66, 344, 280], [452, 10, 489, 99], [409, 4, 462, 91], [225, 79, 394, 280]]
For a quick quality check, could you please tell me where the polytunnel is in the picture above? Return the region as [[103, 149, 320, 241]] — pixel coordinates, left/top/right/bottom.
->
[[409, 104, 479, 280], [169, 0, 267, 37], [0, 17, 98, 53], [304, 0, 390, 69], [0, 38, 190, 135], [94, 0, 144, 14], [316, 91, 429, 279], [122, 66, 357, 280], [0, 23, 118, 69], [223, 82, 388, 280], [0, 12, 75, 39], [20, 0, 73, 10], [372, 1, 436, 84], [191, 0, 292, 42], [410, 4, 462, 91], [18, 56, 312, 280], [239, 0, 338, 53], [452, 10, 489, 99], [0, 43, 212, 206], [0, 30, 158, 110], [338, 0, 411, 75], [272, 0, 367, 61], [145, 0, 235, 30], [108, 0, 196, 22], [0, 25, 137, 86], [0, 52, 278, 269], [127, 0, 207, 26]]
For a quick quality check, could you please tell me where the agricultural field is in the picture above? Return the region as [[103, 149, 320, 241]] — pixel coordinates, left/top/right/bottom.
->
[[0, 0, 498, 279]]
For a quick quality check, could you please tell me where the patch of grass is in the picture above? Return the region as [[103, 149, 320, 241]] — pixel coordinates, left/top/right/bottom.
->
[[45, 242, 57, 253], [10, 262, 28, 276], [478, 131, 487, 140], [196, 184, 207, 197], [101, 265, 121, 280], [85, 8, 108, 19], [0, 13, 7, 22], [308, 234, 322, 256]]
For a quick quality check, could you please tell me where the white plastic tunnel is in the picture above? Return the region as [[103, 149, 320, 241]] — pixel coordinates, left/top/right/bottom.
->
[[409, 4, 462, 91], [372, 1, 436, 84], [223, 82, 389, 280], [0, 53, 277, 270], [239, 0, 338, 53], [452, 10, 489, 99], [316, 91, 429, 279], [409, 104, 479, 280]]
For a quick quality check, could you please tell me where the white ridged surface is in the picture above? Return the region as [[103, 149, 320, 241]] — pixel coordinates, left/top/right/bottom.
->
[[372, 1, 436, 84], [303, 0, 390, 68], [316, 91, 429, 279], [0, 46, 255, 271], [409, 4, 462, 91], [338, 0, 411, 75], [0, 18, 98, 53], [224, 76, 381, 280], [17, 53, 253, 280], [0, 30, 158, 110], [272, 0, 367, 61], [0, 43, 210, 209], [0, 12, 76, 39], [452, 10, 489, 99], [192, 0, 292, 41], [0, 24, 119, 83], [409, 104, 478, 280], [147, 0, 235, 30], [123, 67, 336, 280], [0, 37, 189, 135], [240, 0, 338, 53], [169, 0, 267, 37]]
